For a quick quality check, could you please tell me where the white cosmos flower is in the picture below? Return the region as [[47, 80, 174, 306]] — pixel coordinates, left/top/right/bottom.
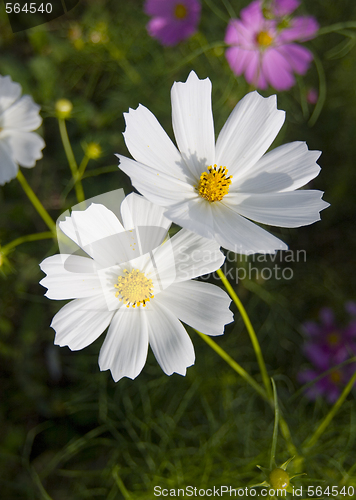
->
[[39, 193, 233, 381], [0, 75, 45, 185], [117, 71, 329, 254]]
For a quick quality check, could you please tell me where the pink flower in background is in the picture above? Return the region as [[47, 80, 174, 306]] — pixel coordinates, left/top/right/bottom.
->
[[224, 0, 319, 90], [145, 0, 201, 46], [298, 360, 356, 404], [298, 304, 356, 403], [302, 307, 356, 370]]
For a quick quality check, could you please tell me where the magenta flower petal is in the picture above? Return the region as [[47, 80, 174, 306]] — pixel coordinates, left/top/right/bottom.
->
[[278, 16, 319, 43], [346, 301, 356, 316], [298, 363, 356, 404], [319, 307, 335, 326], [225, 47, 251, 77], [271, 0, 300, 17], [307, 88, 318, 104], [262, 48, 295, 90], [276, 44, 313, 74], [144, 0, 201, 46], [245, 50, 268, 89], [240, 0, 265, 27]]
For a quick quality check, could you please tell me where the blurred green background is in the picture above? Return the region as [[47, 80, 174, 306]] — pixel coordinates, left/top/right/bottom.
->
[[1, 0, 356, 498]]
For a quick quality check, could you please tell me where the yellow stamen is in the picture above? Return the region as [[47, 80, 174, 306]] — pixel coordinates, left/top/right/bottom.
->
[[329, 370, 342, 384], [327, 332, 339, 346], [197, 165, 232, 202], [174, 3, 187, 19], [114, 269, 154, 308], [256, 31, 273, 47]]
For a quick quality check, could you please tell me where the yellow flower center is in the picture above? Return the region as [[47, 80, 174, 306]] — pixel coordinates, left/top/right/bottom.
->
[[269, 468, 290, 490], [114, 269, 154, 308], [327, 332, 339, 346], [256, 31, 273, 47], [174, 3, 187, 19], [197, 165, 232, 202], [330, 370, 342, 384]]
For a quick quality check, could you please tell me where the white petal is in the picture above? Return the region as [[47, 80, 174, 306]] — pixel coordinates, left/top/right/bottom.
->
[[151, 228, 225, 286], [164, 197, 216, 240], [1, 95, 42, 132], [213, 202, 288, 254], [118, 154, 196, 207], [0, 138, 18, 185], [52, 295, 114, 350], [5, 131, 45, 167], [171, 71, 215, 179], [215, 92, 285, 178], [0, 75, 22, 113], [40, 254, 103, 299], [234, 142, 321, 193], [156, 280, 233, 335], [60, 203, 124, 248], [228, 190, 330, 227], [99, 307, 149, 381], [123, 103, 193, 182], [59, 203, 137, 267], [147, 301, 195, 376], [120, 193, 171, 252]]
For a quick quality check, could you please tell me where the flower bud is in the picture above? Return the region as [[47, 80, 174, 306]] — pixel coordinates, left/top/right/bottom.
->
[[269, 468, 290, 490], [85, 142, 102, 160], [55, 99, 73, 119]]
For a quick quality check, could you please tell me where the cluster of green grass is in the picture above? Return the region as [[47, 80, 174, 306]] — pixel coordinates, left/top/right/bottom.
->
[[1, 0, 356, 498]]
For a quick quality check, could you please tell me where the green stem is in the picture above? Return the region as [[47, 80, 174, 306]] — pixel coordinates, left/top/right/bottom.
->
[[112, 466, 132, 499], [58, 118, 85, 203], [308, 51, 326, 127], [196, 329, 298, 457], [195, 329, 269, 401], [216, 267, 273, 400], [270, 379, 279, 469], [2, 232, 54, 255], [78, 154, 90, 179], [174, 41, 227, 70], [303, 368, 356, 451], [17, 170, 56, 234], [318, 22, 356, 36]]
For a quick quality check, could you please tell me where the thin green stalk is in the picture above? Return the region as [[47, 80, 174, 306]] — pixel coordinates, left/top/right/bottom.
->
[[82, 165, 118, 178], [2, 232, 54, 255], [58, 118, 85, 203], [196, 329, 297, 457], [17, 170, 56, 233], [308, 51, 326, 127], [195, 329, 269, 401], [78, 154, 90, 179], [216, 267, 273, 400], [303, 368, 356, 451], [318, 22, 356, 36], [173, 41, 227, 70], [112, 465, 132, 499], [270, 379, 279, 469], [30, 466, 54, 500]]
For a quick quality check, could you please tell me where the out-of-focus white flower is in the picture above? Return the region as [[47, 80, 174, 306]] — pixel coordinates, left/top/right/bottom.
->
[[40, 193, 233, 381], [0, 75, 45, 185], [118, 71, 329, 254]]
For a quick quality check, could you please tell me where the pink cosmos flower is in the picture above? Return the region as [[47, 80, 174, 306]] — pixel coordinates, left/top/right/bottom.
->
[[298, 304, 356, 403], [302, 306, 356, 370], [298, 361, 356, 404], [224, 0, 319, 90], [144, 0, 201, 46]]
